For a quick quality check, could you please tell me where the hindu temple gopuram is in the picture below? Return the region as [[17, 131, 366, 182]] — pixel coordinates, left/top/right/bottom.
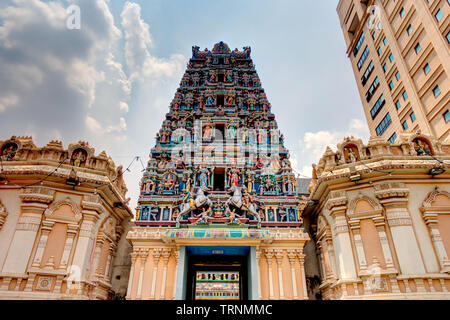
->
[[126, 42, 311, 300]]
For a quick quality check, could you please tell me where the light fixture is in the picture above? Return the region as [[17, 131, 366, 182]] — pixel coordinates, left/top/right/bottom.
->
[[429, 167, 445, 176], [66, 168, 78, 186], [350, 174, 362, 182]]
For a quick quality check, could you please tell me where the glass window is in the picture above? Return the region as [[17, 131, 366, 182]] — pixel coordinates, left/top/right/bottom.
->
[[377, 47, 382, 56], [395, 100, 401, 110], [383, 37, 388, 45], [353, 32, 365, 57], [403, 91, 408, 101], [415, 43, 421, 54], [395, 72, 401, 81], [389, 81, 395, 91], [388, 133, 397, 144], [370, 94, 386, 119], [389, 53, 394, 62], [407, 25, 413, 35], [410, 112, 416, 123], [383, 63, 388, 73], [400, 8, 405, 18], [402, 121, 409, 130], [376, 113, 392, 136], [424, 63, 431, 75], [357, 46, 370, 71], [435, 9, 444, 22], [444, 110, 450, 123], [433, 85, 441, 97]]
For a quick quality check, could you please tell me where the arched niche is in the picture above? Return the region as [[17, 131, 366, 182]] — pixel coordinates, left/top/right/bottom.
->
[[420, 189, 450, 272], [1, 141, 19, 161], [347, 195, 395, 273], [35, 199, 81, 270]]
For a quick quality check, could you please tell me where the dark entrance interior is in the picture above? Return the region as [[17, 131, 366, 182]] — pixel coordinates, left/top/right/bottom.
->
[[186, 247, 249, 301], [217, 94, 224, 107], [214, 168, 225, 191]]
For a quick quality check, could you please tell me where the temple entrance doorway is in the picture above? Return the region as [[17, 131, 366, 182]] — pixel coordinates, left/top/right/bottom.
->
[[214, 168, 226, 191], [186, 246, 249, 301]]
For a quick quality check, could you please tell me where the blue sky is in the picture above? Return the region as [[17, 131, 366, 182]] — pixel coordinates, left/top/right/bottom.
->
[[0, 0, 369, 208]]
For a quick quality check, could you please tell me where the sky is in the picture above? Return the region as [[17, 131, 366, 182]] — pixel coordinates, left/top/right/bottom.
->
[[0, 0, 370, 210]]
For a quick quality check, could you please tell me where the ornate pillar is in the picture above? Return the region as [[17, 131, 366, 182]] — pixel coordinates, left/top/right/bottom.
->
[[349, 223, 368, 272], [58, 224, 78, 270], [256, 249, 262, 300], [159, 249, 171, 299], [275, 250, 284, 299], [297, 252, 308, 299], [3, 187, 54, 275], [126, 253, 138, 299], [73, 195, 102, 286], [150, 248, 162, 299], [104, 242, 116, 282], [92, 236, 105, 278], [264, 249, 275, 299], [172, 248, 179, 300], [421, 207, 450, 272], [31, 221, 54, 268], [375, 183, 426, 274], [136, 249, 148, 300], [373, 217, 396, 269], [327, 192, 357, 279], [287, 250, 298, 300]]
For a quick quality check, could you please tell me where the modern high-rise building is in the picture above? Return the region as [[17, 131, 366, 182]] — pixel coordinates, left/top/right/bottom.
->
[[337, 0, 449, 142]]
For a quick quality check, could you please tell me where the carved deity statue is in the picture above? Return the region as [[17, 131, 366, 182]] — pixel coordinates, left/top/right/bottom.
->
[[197, 165, 211, 189], [227, 166, 241, 188]]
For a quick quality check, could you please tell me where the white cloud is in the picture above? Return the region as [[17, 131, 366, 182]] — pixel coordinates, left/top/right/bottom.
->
[[119, 101, 129, 113], [120, 1, 186, 82], [294, 118, 371, 177], [86, 116, 102, 132]]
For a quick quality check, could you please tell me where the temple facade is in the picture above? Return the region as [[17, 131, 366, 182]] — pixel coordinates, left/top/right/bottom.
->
[[0, 136, 133, 299], [126, 42, 310, 300], [304, 133, 450, 299]]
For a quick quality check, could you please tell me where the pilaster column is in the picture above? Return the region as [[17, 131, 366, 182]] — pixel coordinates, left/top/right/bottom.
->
[[104, 243, 116, 283], [126, 253, 138, 300], [297, 252, 308, 299], [324, 236, 338, 279], [92, 236, 105, 279], [275, 250, 284, 299], [31, 221, 54, 268], [375, 183, 426, 275], [327, 192, 356, 280], [172, 248, 179, 300], [136, 249, 148, 300], [287, 250, 298, 300], [150, 248, 162, 299], [264, 249, 275, 299], [421, 210, 450, 272], [373, 218, 395, 269], [159, 249, 171, 299], [3, 195, 51, 274], [71, 205, 101, 284], [256, 249, 262, 300], [58, 224, 78, 270], [350, 224, 368, 273]]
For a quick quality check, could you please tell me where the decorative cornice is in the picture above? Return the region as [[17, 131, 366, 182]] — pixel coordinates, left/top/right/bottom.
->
[[374, 182, 409, 200], [19, 186, 55, 203]]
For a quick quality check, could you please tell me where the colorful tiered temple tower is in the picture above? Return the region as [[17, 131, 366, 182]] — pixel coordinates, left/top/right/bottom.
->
[[127, 42, 310, 300]]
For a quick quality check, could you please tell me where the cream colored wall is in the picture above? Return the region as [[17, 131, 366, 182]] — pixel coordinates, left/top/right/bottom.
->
[[0, 189, 22, 270], [316, 182, 450, 299]]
